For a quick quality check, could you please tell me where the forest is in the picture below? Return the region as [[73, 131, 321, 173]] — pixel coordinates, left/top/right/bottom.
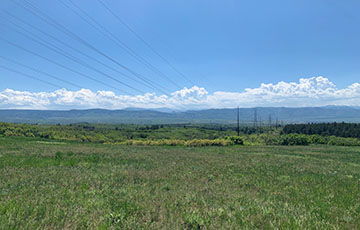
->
[[282, 122, 360, 138]]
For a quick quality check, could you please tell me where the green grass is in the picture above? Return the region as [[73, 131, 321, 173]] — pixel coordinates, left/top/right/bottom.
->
[[1, 136, 360, 229]]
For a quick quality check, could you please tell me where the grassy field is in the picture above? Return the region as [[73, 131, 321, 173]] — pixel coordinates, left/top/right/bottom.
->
[[1, 136, 360, 229]]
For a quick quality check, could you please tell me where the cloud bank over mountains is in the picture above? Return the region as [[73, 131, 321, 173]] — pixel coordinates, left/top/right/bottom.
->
[[1, 76, 360, 110]]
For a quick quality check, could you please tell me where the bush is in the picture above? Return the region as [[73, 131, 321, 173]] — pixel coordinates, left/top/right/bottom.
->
[[225, 136, 244, 145], [185, 139, 232, 147], [159, 140, 186, 146], [280, 134, 310, 146], [112, 139, 232, 147], [308, 135, 327, 144], [327, 136, 360, 146], [259, 133, 281, 145]]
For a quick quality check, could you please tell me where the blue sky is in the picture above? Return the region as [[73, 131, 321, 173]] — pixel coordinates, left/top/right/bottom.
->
[[0, 0, 360, 109]]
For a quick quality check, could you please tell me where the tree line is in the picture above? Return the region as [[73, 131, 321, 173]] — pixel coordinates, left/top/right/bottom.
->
[[282, 122, 360, 138]]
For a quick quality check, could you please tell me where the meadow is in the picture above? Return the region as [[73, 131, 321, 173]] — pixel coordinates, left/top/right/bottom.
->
[[1, 136, 360, 229]]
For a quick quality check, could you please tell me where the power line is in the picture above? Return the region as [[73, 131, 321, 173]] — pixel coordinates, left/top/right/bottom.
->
[[1, 20, 144, 94], [0, 55, 82, 89], [0, 37, 131, 95], [97, 0, 196, 86], [0, 64, 63, 89], [2, 0, 191, 111], [13, 0, 192, 111], [56, 0, 172, 94], [15, 0, 175, 95], [2, 10, 169, 95], [62, 0, 182, 89]]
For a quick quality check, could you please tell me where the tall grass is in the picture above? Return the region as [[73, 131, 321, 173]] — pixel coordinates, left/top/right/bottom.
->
[[0, 137, 360, 229]]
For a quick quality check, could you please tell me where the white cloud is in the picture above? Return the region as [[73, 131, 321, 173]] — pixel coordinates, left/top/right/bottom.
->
[[1, 76, 360, 110]]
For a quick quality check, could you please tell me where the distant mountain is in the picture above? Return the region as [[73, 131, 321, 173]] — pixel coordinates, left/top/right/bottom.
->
[[0, 106, 359, 124], [123, 107, 177, 113]]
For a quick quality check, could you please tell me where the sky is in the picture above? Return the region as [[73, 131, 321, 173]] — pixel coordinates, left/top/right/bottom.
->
[[0, 0, 360, 110]]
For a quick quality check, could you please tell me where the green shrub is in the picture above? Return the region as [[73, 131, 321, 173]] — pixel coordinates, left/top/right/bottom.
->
[[185, 139, 232, 147], [259, 133, 281, 145], [327, 136, 360, 146], [118, 139, 186, 146], [308, 135, 327, 144], [159, 139, 186, 146], [280, 134, 310, 146], [225, 136, 244, 145], [118, 139, 233, 147]]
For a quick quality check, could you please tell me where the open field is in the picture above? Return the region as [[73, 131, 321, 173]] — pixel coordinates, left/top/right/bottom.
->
[[1, 137, 360, 229]]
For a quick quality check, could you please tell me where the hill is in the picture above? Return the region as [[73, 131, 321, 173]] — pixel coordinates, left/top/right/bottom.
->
[[0, 106, 359, 124]]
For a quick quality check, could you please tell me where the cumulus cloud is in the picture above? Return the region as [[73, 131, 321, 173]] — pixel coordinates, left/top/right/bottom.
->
[[1, 76, 360, 110]]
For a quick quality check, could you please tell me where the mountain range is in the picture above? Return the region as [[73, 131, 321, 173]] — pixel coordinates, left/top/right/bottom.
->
[[0, 106, 359, 124]]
